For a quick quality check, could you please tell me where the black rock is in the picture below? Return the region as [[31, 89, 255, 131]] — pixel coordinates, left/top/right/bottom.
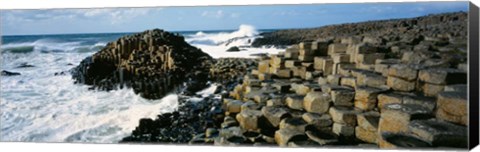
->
[[1, 70, 21, 76], [226, 46, 240, 52], [16, 63, 35, 68]]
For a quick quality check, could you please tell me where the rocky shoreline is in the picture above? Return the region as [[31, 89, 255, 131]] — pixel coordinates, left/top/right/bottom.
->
[[70, 12, 468, 149]]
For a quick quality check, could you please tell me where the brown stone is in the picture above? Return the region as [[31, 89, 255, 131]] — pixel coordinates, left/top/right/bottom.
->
[[354, 86, 384, 111], [409, 119, 467, 148], [435, 91, 467, 125], [286, 95, 304, 110], [357, 111, 380, 132], [328, 106, 361, 126], [377, 93, 404, 111], [378, 104, 432, 134], [261, 106, 291, 128], [388, 64, 418, 81], [328, 43, 348, 55], [355, 126, 378, 144], [332, 123, 355, 136], [279, 117, 309, 132], [302, 113, 333, 128], [330, 89, 355, 106], [274, 128, 307, 147], [236, 109, 263, 131], [340, 76, 356, 88], [303, 91, 332, 114], [387, 76, 415, 92], [418, 68, 467, 85]]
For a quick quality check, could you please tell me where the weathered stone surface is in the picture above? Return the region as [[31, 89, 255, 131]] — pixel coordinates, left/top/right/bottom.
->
[[355, 126, 378, 144], [375, 59, 401, 77], [403, 95, 436, 112], [328, 106, 360, 126], [314, 58, 334, 75], [279, 117, 309, 132], [330, 89, 355, 106], [332, 123, 355, 137], [274, 128, 307, 147], [72, 29, 213, 99], [302, 113, 333, 128], [226, 100, 244, 114], [387, 76, 416, 92], [356, 53, 385, 64], [285, 60, 301, 68], [387, 64, 419, 81], [241, 101, 261, 111], [303, 91, 332, 114], [236, 109, 263, 131], [286, 95, 304, 110], [318, 76, 328, 85], [261, 106, 291, 128], [419, 82, 445, 97], [377, 93, 404, 111], [357, 111, 380, 132], [332, 53, 350, 63], [435, 91, 467, 125], [418, 68, 467, 85], [409, 119, 467, 148], [328, 43, 348, 55], [340, 76, 356, 88], [305, 129, 339, 145], [356, 72, 387, 88], [444, 84, 467, 92], [272, 82, 291, 93], [327, 75, 342, 85], [378, 104, 432, 134], [354, 86, 384, 111], [275, 69, 292, 78], [379, 132, 431, 149], [258, 60, 270, 73]]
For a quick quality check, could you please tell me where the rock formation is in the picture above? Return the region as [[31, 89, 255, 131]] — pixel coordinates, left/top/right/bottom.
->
[[71, 29, 213, 99]]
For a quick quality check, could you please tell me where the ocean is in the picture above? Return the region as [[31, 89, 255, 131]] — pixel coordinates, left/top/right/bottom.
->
[[0, 25, 283, 143]]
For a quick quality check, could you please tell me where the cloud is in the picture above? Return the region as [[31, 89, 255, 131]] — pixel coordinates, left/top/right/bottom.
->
[[2, 8, 162, 25], [201, 10, 224, 18]]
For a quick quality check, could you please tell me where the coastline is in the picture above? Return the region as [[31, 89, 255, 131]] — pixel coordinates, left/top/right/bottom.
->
[[0, 11, 469, 148]]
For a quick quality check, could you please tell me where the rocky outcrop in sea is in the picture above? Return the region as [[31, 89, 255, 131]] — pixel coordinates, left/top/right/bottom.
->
[[71, 29, 213, 99]]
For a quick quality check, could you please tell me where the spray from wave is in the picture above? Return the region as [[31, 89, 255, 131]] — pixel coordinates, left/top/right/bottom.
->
[[185, 24, 283, 58]]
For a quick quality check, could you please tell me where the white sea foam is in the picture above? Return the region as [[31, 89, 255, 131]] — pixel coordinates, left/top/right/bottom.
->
[[186, 24, 284, 58], [0, 51, 179, 143]]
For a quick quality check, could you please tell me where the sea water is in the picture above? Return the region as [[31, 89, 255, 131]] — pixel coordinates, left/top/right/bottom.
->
[[0, 25, 283, 143]]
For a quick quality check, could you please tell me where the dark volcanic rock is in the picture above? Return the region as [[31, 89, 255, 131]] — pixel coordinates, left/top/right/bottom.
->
[[70, 29, 213, 99], [16, 63, 35, 68], [209, 58, 258, 84], [226, 46, 241, 52], [121, 94, 224, 143], [1, 70, 21, 76]]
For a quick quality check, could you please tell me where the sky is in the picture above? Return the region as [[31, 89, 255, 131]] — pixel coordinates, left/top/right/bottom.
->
[[0, 1, 469, 35]]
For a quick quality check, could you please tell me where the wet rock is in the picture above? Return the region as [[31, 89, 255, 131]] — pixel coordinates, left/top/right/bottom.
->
[[1, 70, 20, 76], [409, 119, 467, 148], [71, 29, 213, 99], [16, 63, 35, 68], [379, 132, 432, 149], [226, 46, 241, 52]]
